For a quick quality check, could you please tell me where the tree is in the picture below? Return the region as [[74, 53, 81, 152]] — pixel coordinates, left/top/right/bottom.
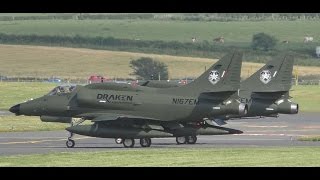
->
[[130, 57, 169, 80], [251, 33, 278, 51]]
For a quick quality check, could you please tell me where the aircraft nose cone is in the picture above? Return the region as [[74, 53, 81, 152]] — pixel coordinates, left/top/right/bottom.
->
[[9, 104, 20, 115]]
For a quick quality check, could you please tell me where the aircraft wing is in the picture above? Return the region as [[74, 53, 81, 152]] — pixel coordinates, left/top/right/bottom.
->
[[75, 113, 160, 122]]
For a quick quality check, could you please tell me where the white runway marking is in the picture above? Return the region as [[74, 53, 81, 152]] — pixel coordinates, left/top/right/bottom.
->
[[244, 125, 288, 128], [234, 133, 305, 137]]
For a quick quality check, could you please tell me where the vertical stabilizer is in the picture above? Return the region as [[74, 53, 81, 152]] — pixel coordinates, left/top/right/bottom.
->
[[241, 54, 294, 92]]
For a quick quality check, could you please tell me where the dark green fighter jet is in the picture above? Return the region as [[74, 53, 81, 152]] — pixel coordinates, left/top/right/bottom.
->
[[9, 52, 248, 148], [216, 53, 298, 122], [141, 53, 299, 124]]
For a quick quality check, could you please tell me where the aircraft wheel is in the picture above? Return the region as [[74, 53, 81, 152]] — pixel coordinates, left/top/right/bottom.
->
[[123, 138, 135, 148], [66, 139, 75, 148], [176, 136, 187, 144], [140, 138, 152, 147], [187, 136, 197, 144], [115, 138, 123, 144]]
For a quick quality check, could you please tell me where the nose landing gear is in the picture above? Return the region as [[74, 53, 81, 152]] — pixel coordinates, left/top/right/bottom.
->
[[66, 131, 75, 148], [66, 138, 75, 148], [65, 118, 85, 148]]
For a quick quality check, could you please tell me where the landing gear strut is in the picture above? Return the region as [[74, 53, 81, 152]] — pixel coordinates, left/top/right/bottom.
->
[[66, 128, 75, 148], [140, 138, 152, 147], [65, 118, 85, 148]]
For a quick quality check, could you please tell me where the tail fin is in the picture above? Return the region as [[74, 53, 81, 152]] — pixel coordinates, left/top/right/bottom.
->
[[241, 53, 294, 93], [169, 51, 243, 95]]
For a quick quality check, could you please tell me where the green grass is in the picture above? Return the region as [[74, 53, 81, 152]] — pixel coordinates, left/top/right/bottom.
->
[[290, 85, 320, 112], [1, 19, 320, 66], [1, 147, 320, 166], [0, 82, 56, 110], [0, 81, 66, 131], [0, 115, 66, 132], [0, 19, 320, 43], [298, 136, 320, 141], [1, 45, 320, 80]]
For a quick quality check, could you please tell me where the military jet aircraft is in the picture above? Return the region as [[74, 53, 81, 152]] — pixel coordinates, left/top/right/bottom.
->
[[139, 53, 299, 124], [215, 53, 298, 122], [9, 52, 247, 148]]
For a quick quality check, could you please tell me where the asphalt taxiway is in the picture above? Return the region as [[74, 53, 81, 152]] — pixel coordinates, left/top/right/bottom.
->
[[0, 110, 11, 116], [0, 112, 319, 155]]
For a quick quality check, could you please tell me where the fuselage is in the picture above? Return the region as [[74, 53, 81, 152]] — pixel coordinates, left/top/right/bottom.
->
[[13, 83, 245, 122], [141, 82, 298, 119]]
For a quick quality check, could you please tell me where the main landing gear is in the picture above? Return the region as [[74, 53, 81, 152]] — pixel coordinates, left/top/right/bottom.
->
[[115, 138, 152, 148], [123, 138, 135, 148], [176, 136, 197, 145], [140, 138, 152, 147]]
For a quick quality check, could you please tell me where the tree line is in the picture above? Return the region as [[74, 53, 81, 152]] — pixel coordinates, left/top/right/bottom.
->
[[1, 13, 320, 22], [0, 33, 319, 66]]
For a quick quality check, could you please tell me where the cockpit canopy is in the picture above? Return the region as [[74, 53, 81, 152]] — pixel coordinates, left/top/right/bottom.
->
[[47, 85, 76, 96]]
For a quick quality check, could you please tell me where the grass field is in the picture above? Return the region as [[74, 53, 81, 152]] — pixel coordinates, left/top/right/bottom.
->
[[290, 85, 320, 112], [0, 82, 66, 132], [298, 136, 320, 141], [1, 45, 320, 80], [1, 147, 320, 166], [0, 19, 320, 43], [0, 82, 56, 110], [0, 116, 66, 132]]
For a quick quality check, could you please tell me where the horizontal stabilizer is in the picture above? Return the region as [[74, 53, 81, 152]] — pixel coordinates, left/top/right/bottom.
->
[[205, 119, 227, 126]]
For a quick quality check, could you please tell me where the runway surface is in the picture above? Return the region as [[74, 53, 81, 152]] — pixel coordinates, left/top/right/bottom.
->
[[0, 112, 320, 156], [0, 110, 11, 116]]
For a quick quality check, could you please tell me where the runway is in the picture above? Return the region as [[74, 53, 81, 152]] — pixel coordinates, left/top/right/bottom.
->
[[0, 112, 320, 156], [0, 110, 11, 116]]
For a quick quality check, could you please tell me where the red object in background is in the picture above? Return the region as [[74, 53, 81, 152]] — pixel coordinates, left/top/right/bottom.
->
[[179, 80, 188, 85], [88, 75, 111, 84], [130, 80, 139, 87]]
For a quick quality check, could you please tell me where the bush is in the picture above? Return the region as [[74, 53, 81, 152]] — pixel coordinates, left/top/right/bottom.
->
[[130, 57, 168, 80], [251, 33, 278, 51]]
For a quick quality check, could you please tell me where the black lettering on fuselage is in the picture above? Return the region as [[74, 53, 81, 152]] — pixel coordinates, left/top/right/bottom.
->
[[172, 98, 198, 105], [240, 98, 252, 104], [103, 94, 108, 100], [97, 93, 133, 103], [97, 94, 103, 99], [127, 96, 133, 101]]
